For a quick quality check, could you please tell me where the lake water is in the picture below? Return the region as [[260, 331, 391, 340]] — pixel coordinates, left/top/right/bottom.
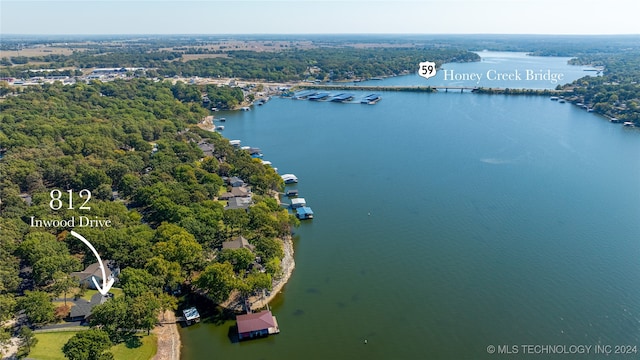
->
[[180, 53, 640, 359]]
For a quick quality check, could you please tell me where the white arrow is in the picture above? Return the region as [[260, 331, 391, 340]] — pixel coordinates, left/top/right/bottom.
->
[[70, 230, 114, 296]]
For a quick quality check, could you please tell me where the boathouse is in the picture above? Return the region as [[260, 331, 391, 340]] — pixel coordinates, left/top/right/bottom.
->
[[290, 197, 306, 209], [296, 206, 314, 220], [236, 310, 279, 341], [182, 307, 200, 325]]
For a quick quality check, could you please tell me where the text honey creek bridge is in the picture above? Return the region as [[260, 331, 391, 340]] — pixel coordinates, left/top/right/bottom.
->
[[297, 84, 482, 93]]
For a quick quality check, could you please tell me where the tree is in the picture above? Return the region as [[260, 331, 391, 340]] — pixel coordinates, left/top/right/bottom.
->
[[16, 291, 55, 327], [89, 297, 132, 343], [129, 293, 160, 335], [118, 268, 159, 298], [195, 262, 236, 303], [157, 293, 178, 321], [62, 329, 113, 360], [152, 224, 203, 274], [144, 256, 184, 292], [17, 326, 38, 356], [0, 295, 16, 321], [218, 248, 255, 273], [50, 271, 77, 307]]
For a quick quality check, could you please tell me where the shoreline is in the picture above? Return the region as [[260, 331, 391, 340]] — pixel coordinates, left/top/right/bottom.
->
[[250, 234, 295, 310], [152, 310, 181, 360], [218, 234, 296, 312]]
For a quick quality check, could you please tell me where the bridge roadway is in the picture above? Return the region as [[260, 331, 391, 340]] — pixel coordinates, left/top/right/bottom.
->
[[297, 84, 566, 95], [298, 84, 482, 93]]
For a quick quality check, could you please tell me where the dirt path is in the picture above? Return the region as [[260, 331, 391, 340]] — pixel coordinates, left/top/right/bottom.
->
[[152, 311, 180, 360]]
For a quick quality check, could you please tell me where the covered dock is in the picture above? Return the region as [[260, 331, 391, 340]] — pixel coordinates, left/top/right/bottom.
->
[[330, 93, 355, 102], [292, 90, 317, 99], [296, 206, 314, 220], [308, 92, 331, 101], [361, 93, 382, 104]]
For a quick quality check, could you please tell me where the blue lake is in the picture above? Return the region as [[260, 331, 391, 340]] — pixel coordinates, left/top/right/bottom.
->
[[180, 53, 640, 360]]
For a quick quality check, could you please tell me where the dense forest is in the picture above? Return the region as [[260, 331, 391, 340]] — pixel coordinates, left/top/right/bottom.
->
[[0, 46, 480, 81], [0, 79, 296, 358]]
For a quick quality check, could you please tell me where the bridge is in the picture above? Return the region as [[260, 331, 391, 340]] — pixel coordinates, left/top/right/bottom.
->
[[298, 84, 482, 93], [296, 84, 566, 95]]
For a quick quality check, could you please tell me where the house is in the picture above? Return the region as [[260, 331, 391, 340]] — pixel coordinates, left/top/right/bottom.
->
[[197, 140, 214, 157], [231, 186, 251, 198], [70, 261, 119, 290], [228, 176, 245, 187], [222, 236, 255, 252], [225, 197, 251, 210], [69, 293, 110, 323], [236, 310, 279, 341]]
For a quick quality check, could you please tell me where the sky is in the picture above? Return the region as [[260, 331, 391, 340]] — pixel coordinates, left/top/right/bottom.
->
[[1, 0, 638, 35]]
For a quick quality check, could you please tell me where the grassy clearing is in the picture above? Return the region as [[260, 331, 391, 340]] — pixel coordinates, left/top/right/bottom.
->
[[111, 334, 157, 360], [30, 332, 157, 360], [31, 331, 78, 360]]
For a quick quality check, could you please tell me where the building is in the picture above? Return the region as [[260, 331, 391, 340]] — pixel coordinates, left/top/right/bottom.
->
[[228, 176, 245, 187], [68, 293, 110, 323], [197, 140, 215, 157], [222, 236, 255, 252], [296, 206, 314, 220], [182, 307, 200, 325], [236, 310, 279, 341], [224, 196, 251, 210], [290, 197, 306, 209], [70, 261, 119, 290], [220, 186, 252, 200]]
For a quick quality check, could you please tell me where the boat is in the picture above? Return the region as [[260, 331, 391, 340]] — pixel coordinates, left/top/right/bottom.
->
[[558, 99, 566, 103], [216, 126, 225, 130], [281, 174, 298, 184], [218, 117, 226, 122], [550, 96, 559, 101], [623, 122, 635, 127], [229, 140, 241, 147]]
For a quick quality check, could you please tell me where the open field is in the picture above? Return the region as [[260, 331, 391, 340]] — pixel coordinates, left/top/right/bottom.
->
[[179, 53, 228, 61], [0, 47, 77, 58], [30, 331, 157, 360]]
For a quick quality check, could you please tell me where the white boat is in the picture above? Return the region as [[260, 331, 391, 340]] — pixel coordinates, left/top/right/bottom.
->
[[261, 160, 272, 166], [281, 174, 298, 184], [216, 126, 225, 130], [229, 140, 241, 147]]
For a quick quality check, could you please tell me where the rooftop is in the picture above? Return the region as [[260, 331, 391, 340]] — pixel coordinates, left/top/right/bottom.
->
[[236, 310, 277, 334]]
